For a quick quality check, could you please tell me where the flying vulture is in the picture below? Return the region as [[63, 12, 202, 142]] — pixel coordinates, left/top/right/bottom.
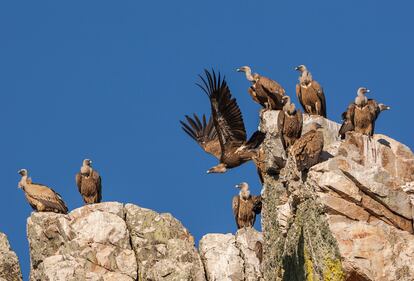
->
[[289, 123, 324, 172], [180, 70, 266, 174], [295, 65, 327, 117], [277, 95, 303, 150], [17, 169, 68, 214], [236, 66, 286, 110], [339, 87, 390, 139], [75, 159, 102, 204], [232, 182, 262, 229]]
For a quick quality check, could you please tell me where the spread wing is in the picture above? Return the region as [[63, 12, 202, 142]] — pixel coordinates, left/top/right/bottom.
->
[[339, 103, 356, 139], [26, 183, 68, 214], [311, 81, 327, 117], [75, 173, 82, 193], [197, 69, 247, 159], [92, 170, 102, 203], [180, 113, 221, 159]]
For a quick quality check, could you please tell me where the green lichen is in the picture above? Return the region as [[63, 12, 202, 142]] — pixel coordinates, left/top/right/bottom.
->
[[323, 257, 345, 281], [304, 248, 314, 281]]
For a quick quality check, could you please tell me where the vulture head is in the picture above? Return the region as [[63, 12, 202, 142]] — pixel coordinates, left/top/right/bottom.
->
[[236, 66, 251, 73], [81, 159, 93, 176], [308, 122, 323, 131], [282, 96, 296, 114], [236, 66, 256, 82], [379, 103, 391, 112], [18, 169, 28, 176], [235, 182, 250, 199], [206, 163, 227, 174], [357, 87, 370, 96], [295, 65, 307, 72], [17, 169, 28, 188]]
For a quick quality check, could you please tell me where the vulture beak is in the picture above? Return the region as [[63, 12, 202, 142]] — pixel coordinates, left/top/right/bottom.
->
[[206, 170, 211, 174], [235, 184, 240, 188], [366, 89, 371, 93], [294, 66, 300, 71], [236, 68, 242, 72], [17, 169, 24, 175]]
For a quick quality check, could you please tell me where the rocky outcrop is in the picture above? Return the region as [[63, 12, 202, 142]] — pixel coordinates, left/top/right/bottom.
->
[[260, 110, 414, 281], [0, 232, 22, 281], [27, 202, 205, 281], [199, 228, 263, 281], [125, 204, 205, 281]]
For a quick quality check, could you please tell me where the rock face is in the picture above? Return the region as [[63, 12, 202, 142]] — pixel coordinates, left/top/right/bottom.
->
[[125, 204, 205, 281], [260, 111, 414, 281], [27, 202, 205, 281], [199, 228, 263, 281], [0, 232, 22, 281]]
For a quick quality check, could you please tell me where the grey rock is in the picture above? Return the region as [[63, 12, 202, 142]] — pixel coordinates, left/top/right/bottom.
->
[[0, 232, 22, 281], [125, 204, 205, 281]]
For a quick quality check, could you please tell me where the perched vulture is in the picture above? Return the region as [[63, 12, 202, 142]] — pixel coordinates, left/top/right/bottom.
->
[[289, 123, 324, 172], [18, 169, 68, 214], [180, 70, 266, 174], [295, 65, 327, 117], [232, 182, 262, 229], [339, 87, 390, 138], [237, 66, 286, 110], [277, 95, 303, 150], [75, 159, 102, 204]]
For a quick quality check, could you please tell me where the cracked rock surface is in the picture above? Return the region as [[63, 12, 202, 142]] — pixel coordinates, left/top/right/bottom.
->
[[199, 228, 263, 281], [27, 202, 206, 281]]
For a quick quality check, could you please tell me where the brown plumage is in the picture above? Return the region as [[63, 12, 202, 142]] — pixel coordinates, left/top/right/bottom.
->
[[289, 123, 324, 172], [339, 87, 390, 139], [232, 182, 262, 229], [75, 159, 102, 204], [237, 66, 286, 110], [277, 96, 303, 150], [18, 169, 68, 214], [180, 70, 266, 174], [295, 65, 327, 117]]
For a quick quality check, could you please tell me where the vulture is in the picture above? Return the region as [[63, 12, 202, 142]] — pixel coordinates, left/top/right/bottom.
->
[[180, 70, 266, 174], [295, 65, 327, 117], [277, 95, 303, 150], [75, 159, 102, 204], [289, 123, 324, 172], [232, 182, 262, 229], [17, 169, 68, 214], [339, 87, 390, 139], [236, 66, 286, 110]]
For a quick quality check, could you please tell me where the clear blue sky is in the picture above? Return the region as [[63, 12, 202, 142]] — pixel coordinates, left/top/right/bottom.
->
[[0, 1, 413, 279]]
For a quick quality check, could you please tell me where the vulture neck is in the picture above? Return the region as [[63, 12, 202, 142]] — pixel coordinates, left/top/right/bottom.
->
[[283, 102, 296, 115], [300, 70, 312, 85], [355, 94, 367, 107], [19, 176, 28, 189], [244, 69, 256, 82]]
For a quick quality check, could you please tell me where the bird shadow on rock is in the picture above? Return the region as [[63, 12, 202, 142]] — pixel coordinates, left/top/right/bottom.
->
[[282, 228, 306, 281], [377, 138, 391, 148], [320, 151, 334, 162]]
